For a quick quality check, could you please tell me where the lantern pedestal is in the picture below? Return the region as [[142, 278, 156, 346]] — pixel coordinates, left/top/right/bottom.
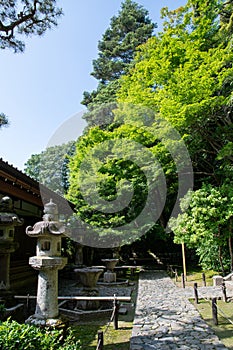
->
[[25, 199, 68, 327], [26, 256, 67, 326]]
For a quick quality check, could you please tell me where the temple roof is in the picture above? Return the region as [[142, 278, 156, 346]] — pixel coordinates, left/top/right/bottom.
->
[[0, 158, 74, 215]]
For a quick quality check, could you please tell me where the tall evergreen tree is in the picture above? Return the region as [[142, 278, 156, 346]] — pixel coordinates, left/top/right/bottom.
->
[[82, 0, 156, 126]]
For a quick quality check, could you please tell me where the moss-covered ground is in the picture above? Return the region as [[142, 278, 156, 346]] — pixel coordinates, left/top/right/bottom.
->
[[71, 270, 139, 349]]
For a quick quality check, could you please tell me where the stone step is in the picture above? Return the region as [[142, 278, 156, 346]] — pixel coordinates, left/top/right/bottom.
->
[[225, 281, 233, 290]]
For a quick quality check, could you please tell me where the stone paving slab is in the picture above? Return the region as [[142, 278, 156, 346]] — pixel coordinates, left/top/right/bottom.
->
[[130, 270, 231, 350]]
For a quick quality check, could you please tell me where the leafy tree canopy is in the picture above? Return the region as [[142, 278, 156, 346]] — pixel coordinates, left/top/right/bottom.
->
[[66, 101, 194, 248], [117, 0, 233, 184], [0, 0, 63, 53], [219, 0, 233, 37], [170, 183, 233, 272], [24, 141, 75, 195]]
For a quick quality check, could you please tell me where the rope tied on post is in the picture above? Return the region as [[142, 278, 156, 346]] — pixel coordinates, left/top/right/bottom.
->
[[103, 295, 118, 336], [96, 294, 120, 349], [193, 284, 233, 327], [96, 331, 104, 350]]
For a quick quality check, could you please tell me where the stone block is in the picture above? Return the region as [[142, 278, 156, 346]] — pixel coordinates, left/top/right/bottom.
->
[[213, 275, 223, 286], [103, 271, 116, 283]]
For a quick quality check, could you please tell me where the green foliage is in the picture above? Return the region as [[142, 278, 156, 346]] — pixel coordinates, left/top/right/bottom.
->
[[67, 0, 233, 256], [170, 184, 233, 271], [112, 0, 233, 269], [68, 126, 149, 244], [67, 125, 153, 242], [82, 101, 118, 129], [0, 113, 9, 128], [196, 240, 230, 271], [117, 0, 233, 184], [82, 0, 155, 126], [220, 0, 233, 39], [24, 141, 75, 195], [0, 0, 63, 53], [91, 0, 155, 83], [0, 319, 81, 350], [0, 304, 6, 318], [66, 100, 193, 247]]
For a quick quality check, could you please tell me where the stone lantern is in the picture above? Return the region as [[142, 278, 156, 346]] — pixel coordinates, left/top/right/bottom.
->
[[25, 199, 67, 327], [0, 197, 22, 298]]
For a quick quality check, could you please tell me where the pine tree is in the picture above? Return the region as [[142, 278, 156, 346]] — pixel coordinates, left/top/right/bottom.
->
[[82, 0, 155, 120], [0, 0, 62, 53]]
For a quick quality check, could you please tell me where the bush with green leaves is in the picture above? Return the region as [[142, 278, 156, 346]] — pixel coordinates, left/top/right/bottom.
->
[[0, 319, 81, 350], [170, 183, 233, 273]]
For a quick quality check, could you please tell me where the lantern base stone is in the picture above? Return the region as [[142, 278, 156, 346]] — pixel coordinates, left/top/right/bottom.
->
[[25, 314, 67, 328]]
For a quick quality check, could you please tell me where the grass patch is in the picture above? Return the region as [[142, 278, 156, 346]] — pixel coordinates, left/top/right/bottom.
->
[[69, 270, 139, 350], [72, 322, 132, 349], [71, 298, 135, 349], [173, 268, 220, 287], [193, 299, 233, 349]]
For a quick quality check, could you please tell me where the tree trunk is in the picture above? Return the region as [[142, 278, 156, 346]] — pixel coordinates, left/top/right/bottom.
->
[[217, 226, 225, 275], [218, 245, 225, 275], [75, 243, 84, 265], [228, 218, 233, 271]]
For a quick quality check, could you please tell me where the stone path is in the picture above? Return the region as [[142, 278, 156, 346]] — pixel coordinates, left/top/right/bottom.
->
[[130, 270, 232, 350]]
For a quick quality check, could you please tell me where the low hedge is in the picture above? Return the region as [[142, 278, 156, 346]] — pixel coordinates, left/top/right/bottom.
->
[[0, 319, 81, 350]]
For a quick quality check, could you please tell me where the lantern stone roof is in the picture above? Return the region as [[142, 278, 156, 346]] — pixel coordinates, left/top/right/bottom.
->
[[26, 199, 67, 237], [0, 196, 23, 226], [26, 221, 66, 237]]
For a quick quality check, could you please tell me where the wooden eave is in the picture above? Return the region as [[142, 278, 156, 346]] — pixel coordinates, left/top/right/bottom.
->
[[0, 158, 75, 214]]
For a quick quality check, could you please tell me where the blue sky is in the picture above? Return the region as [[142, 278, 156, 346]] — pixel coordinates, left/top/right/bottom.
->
[[0, 0, 186, 170]]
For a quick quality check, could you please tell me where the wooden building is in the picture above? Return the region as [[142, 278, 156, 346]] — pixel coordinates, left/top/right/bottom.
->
[[0, 158, 74, 290]]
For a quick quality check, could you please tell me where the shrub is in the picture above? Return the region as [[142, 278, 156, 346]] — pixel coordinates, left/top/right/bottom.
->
[[0, 319, 81, 350]]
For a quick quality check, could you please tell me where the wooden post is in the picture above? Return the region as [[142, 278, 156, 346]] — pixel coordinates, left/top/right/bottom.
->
[[97, 331, 103, 350], [212, 297, 218, 325], [130, 267, 133, 277], [181, 242, 187, 281], [26, 294, 30, 311], [202, 273, 206, 287], [181, 273, 185, 288], [222, 282, 227, 303], [194, 283, 199, 304], [175, 269, 178, 282], [113, 297, 119, 330]]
